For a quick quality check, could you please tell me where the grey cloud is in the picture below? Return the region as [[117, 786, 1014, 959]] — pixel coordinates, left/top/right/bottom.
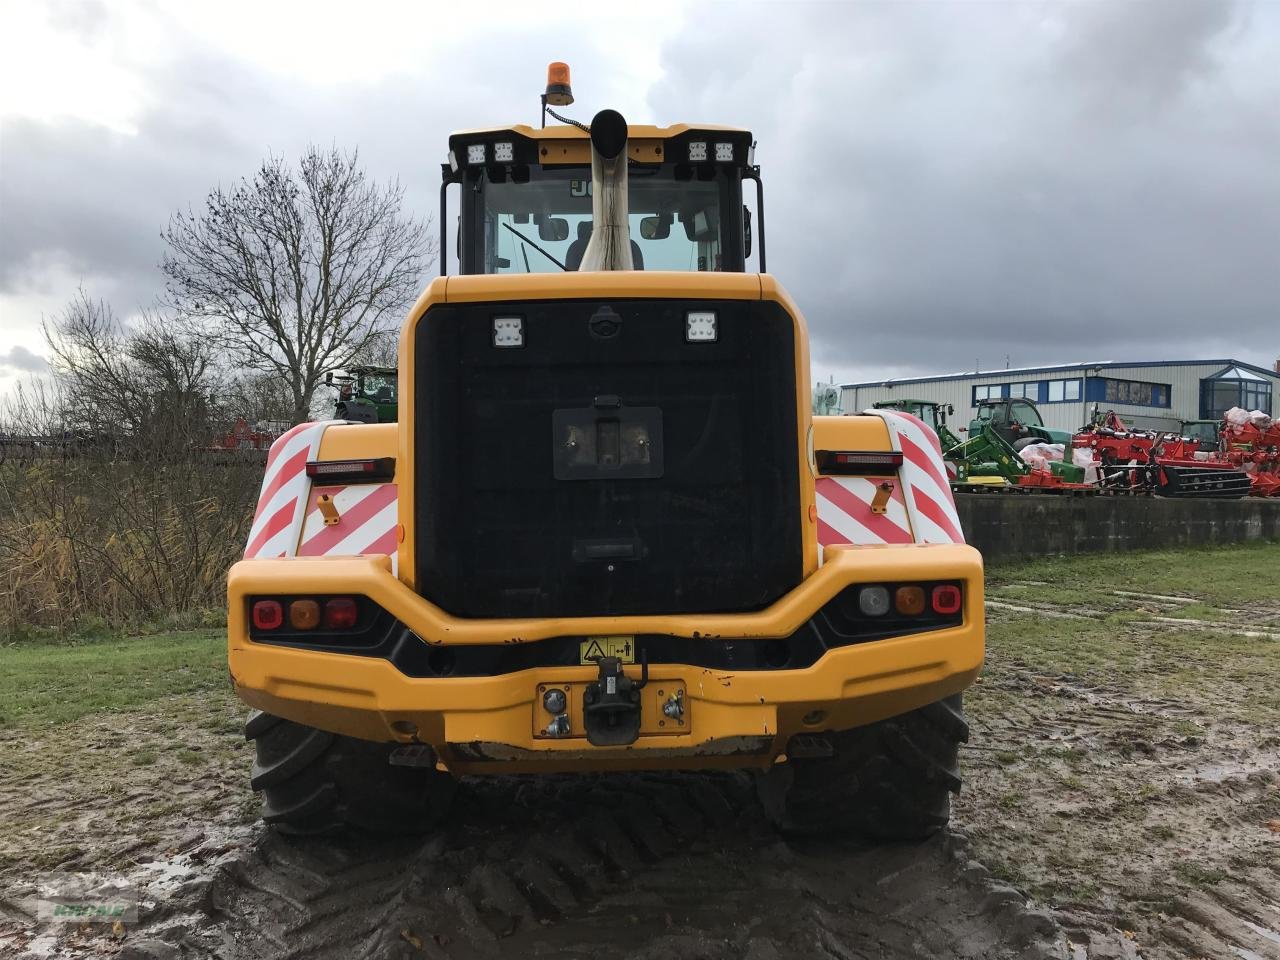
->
[[3, 2, 1277, 387], [0, 17, 661, 322], [0, 345, 50, 374], [649, 2, 1280, 381]]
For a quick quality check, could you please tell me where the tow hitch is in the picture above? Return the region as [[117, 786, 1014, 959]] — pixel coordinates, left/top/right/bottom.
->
[[583, 655, 646, 746]]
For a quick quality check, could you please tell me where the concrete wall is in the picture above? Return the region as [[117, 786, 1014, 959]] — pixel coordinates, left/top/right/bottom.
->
[[955, 494, 1280, 559]]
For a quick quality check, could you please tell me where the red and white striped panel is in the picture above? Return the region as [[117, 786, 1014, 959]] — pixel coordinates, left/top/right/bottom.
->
[[815, 476, 914, 547], [297, 483, 400, 573], [865, 409, 965, 544], [244, 421, 333, 559]]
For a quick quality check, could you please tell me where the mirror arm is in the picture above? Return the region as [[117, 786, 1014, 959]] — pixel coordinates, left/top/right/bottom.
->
[[439, 173, 460, 277], [744, 166, 766, 272]]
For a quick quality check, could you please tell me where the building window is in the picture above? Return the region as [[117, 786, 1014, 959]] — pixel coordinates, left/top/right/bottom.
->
[[1089, 377, 1172, 408], [1199, 366, 1273, 419], [1044, 378, 1081, 403], [973, 384, 1004, 402]]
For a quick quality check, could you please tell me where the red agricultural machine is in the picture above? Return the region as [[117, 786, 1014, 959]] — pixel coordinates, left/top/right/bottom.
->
[[1219, 411, 1280, 497], [1071, 410, 1255, 499]]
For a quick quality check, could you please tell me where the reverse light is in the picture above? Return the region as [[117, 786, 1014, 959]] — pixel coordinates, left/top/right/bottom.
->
[[815, 450, 904, 475], [894, 586, 926, 615], [931, 585, 963, 615], [685, 310, 717, 342], [323, 597, 359, 630], [289, 599, 321, 630], [714, 142, 734, 162], [466, 143, 486, 165], [305, 458, 395, 483], [493, 316, 524, 347], [688, 141, 708, 162], [251, 600, 283, 630], [493, 141, 514, 163], [857, 586, 891, 617]]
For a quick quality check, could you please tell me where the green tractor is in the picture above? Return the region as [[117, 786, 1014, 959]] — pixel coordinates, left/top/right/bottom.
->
[[871, 399, 965, 451], [1179, 419, 1221, 448], [327, 366, 398, 424], [970, 397, 1071, 452]]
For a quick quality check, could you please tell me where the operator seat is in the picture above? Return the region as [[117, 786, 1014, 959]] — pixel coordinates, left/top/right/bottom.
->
[[565, 221, 644, 271]]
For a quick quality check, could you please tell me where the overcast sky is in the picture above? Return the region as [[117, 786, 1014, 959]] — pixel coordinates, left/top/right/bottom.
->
[[1, 0, 1277, 400]]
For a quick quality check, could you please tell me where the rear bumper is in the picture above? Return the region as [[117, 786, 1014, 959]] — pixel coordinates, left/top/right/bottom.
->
[[227, 543, 984, 774]]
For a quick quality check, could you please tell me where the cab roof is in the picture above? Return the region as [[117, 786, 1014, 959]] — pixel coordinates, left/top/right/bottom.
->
[[445, 122, 756, 170], [449, 122, 751, 140]]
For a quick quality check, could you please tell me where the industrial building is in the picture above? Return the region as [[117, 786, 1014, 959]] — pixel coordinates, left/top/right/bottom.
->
[[839, 359, 1279, 433]]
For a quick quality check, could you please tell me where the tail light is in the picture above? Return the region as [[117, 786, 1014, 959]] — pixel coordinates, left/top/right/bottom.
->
[[816, 450, 903, 476], [289, 599, 321, 629], [894, 586, 926, 615], [931, 585, 963, 614], [249, 596, 364, 636], [323, 597, 359, 629], [856, 586, 891, 616], [841, 582, 963, 623], [252, 600, 283, 630], [305, 458, 395, 484]]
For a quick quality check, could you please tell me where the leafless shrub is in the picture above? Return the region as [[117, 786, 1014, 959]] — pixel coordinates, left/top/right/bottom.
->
[[0, 293, 258, 637]]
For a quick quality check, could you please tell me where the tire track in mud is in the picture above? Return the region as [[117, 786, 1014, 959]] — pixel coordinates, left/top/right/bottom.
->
[[965, 595, 1280, 960], [200, 773, 1063, 960]]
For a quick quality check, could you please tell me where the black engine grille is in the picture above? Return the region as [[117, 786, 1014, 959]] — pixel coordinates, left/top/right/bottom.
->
[[414, 297, 801, 618]]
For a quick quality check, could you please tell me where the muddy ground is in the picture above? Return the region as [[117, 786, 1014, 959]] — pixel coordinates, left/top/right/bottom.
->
[[1, 549, 1277, 959]]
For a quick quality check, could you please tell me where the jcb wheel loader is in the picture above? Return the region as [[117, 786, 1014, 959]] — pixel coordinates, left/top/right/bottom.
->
[[228, 66, 984, 838]]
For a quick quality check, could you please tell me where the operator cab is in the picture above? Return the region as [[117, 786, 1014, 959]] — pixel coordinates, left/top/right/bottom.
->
[[872, 399, 952, 435], [440, 64, 762, 276]]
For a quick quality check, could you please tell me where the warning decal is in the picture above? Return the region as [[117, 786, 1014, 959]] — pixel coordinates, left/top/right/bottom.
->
[[579, 636, 636, 664]]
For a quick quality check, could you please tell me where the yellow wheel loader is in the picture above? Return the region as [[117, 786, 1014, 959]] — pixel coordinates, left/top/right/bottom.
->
[[228, 65, 984, 838]]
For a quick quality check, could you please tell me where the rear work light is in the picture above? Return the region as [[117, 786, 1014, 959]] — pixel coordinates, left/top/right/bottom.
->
[[816, 450, 904, 476], [685, 310, 717, 342], [323, 597, 359, 630], [932, 585, 963, 615], [305, 457, 394, 484], [251, 600, 283, 630]]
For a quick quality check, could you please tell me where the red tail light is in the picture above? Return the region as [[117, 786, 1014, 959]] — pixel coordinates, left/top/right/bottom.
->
[[305, 457, 395, 483], [931, 585, 962, 615], [323, 597, 359, 630], [252, 600, 283, 630], [816, 450, 904, 476]]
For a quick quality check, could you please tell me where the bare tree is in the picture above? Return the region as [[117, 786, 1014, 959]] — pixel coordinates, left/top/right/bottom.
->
[[42, 289, 220, 447], [162, 146, 432, 422]]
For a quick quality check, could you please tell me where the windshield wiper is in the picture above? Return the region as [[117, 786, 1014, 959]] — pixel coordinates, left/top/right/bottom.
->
[[501, 223, 568, 272]]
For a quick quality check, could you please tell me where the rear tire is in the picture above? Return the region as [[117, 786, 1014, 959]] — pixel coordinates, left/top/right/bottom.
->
[[245, 710, 457, 835], [757, 695, 968, 840], [1012, 437, 1038, 452]]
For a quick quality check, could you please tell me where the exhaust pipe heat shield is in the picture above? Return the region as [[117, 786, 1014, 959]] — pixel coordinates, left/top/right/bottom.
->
[[579, 109, 633, 271]]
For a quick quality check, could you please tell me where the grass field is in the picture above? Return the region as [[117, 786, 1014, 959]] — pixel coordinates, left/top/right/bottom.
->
[[0, 630, 229, 729]]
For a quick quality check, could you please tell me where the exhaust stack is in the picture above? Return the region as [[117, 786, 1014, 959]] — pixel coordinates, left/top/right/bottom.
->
[[579, 109, 633, 271]]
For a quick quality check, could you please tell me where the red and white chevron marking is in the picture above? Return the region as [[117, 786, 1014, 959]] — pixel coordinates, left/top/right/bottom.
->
[[815, 476, 913, 546], [298, 483, 400, 573], [243, 421, 332, 559], [866, 409, 965, 544]]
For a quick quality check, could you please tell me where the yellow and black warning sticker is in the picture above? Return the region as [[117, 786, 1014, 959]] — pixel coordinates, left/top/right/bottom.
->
[[579, 635, 636, 664]]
